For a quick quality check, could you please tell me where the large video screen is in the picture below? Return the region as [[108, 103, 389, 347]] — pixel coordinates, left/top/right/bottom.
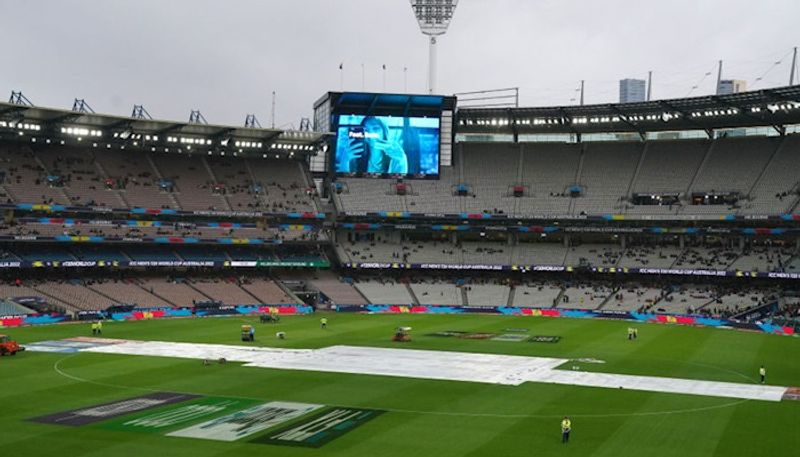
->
[[334, 114, 440, 178]]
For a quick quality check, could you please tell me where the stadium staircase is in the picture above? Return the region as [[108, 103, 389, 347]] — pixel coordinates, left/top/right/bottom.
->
[[28, 285, 79, 313], [614, 246, 628, 267], [134, 281, 178, 308], [185, 281, 216, 302], [625, 141, 649, 201], [145, 154, 181, 209], [0, 299, 34, 315], [94, 159, 130, 207], [86, 284, 126, 305], [461, 287, 469, 306], [596, 286, 620, 310], [745, 135, 787, 200], [724, 251, 745, 271], [273, 279, 305, 305], [506, 286, 516, 307], [32, 153, 72, 204], [512, 145, 525, 215], [552, 288, 565, 308], [568, 144, 586, 215], [0, 182, 17, 202], [404, 283, 420, 306], [684, 139, 716, 197], [298, 161, 324, 212], [785, 251, 800, 271], [201, 157, 233, 211], [243, 159, 270, 208], [687, 294, 718, 313], [789, 196, 800, 214], [667, 249, 684, 269], [237, 284, 264, 304], [730, 300, 777, 320], [456, 145, 467, 213]]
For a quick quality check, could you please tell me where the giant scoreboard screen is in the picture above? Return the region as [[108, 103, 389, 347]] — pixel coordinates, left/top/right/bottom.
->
[[335, 114, 440, 177], [316, 92, 455, 180]]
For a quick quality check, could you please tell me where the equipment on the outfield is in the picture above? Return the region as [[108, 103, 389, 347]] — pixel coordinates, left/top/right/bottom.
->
[[241, 325, 255, 342], [393, 326, 412, 342], [260, 313, 280, 323], [0, 335, 23, 356]]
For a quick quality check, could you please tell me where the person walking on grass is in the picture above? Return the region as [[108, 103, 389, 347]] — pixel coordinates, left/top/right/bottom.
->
[[561, 416, 572, 444], [760, 365, 766, 384]]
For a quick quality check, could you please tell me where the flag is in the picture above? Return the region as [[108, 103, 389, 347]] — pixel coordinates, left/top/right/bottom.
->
[[339, 63, 343, 70], [382, 64, 386, 70]]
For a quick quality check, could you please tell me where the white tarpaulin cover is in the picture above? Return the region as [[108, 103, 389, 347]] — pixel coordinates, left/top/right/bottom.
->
[[82, 341, 788, 402]]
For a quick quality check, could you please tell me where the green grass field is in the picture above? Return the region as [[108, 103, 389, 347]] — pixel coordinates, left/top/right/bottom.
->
[[2, 313, 799, 456]]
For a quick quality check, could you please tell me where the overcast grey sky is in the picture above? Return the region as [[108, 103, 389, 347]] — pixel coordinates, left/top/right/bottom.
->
[[1, 0, 797, 129]]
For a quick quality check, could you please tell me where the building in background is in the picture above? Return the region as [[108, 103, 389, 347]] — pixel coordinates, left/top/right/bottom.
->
[[717, 79, 748, 95], [619, 78, 646, 103]]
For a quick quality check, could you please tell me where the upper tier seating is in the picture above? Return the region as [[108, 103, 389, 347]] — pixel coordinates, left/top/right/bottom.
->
[[332, 134, 800, 217], [573, 142, 643, 215], [0, 144, 315, 213]]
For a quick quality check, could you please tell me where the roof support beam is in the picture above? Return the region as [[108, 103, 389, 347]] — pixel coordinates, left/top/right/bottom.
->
[[710, 95, 776, 130], [558, 107, 580, 138], [608, 105, 645, 139], [657, 100, 713, 137], [507, 108, 519, 143]]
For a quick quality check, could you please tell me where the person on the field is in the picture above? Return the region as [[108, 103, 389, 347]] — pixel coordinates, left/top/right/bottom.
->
[[320, 316, 328, 329], [561, 416, 571, 443], [96, 320, 102, 335], [760, 365, 766, 384], [633, 328, 638, 339], [91, 321, 98, 335]]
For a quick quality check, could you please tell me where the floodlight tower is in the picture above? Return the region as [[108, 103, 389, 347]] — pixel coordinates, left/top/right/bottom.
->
[[409, 0, 459, 94]]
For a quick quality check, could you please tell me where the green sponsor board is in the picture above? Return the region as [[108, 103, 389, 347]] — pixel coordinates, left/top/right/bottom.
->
[[256, 260, 330, 268], [98, 397, 259, 434], [252, 407, 384, 448]]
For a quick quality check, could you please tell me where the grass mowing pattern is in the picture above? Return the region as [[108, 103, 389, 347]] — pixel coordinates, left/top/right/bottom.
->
[[2, 313, 799, 456]]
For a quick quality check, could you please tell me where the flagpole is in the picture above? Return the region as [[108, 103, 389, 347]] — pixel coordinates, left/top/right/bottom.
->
[[339, 63, 344, 91], [382, 65, 387, 92], [404, 66, 408, 93]]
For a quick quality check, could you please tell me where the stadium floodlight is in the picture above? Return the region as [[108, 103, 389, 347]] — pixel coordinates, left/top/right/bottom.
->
[[409, 0, 459, 94]]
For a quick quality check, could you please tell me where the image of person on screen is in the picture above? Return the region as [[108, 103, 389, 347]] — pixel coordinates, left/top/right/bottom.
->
[[339, 116, 408, 174], [401, 117, 422, 175]]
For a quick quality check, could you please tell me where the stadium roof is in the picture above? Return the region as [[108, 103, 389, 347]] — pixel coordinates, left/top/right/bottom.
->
[[0, 101, 328, 157], [315, 91, 457, 117], [457, 85, 800, 136]]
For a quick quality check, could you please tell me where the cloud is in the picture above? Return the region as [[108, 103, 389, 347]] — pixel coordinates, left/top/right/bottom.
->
[[1, 0, 795, 126]]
